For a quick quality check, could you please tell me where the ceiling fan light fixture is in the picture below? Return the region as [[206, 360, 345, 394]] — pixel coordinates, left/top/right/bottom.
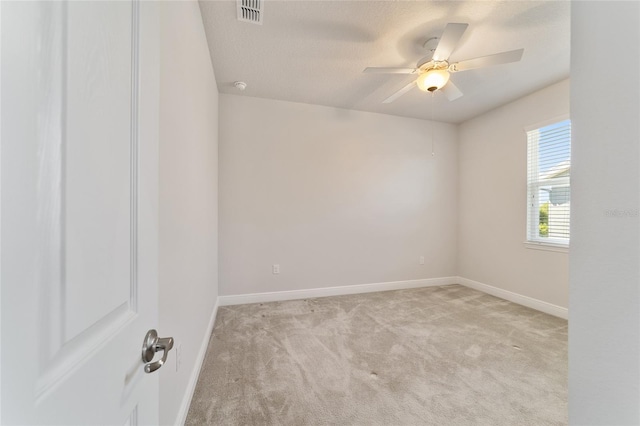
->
[[417, 69, 450, 92]]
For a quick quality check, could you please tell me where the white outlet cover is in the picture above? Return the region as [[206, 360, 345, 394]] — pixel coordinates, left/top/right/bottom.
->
[[272, 264, 280, 274]]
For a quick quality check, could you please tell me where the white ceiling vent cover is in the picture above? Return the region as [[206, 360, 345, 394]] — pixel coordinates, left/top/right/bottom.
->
[[237, 0, 263, 25]]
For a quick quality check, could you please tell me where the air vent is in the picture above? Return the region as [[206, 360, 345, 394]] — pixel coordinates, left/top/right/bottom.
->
[[237, 0, 263, 25]]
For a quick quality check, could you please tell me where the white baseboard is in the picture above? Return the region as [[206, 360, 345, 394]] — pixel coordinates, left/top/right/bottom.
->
[[218, 277, 459, 306], [457, 276, 568, 320], [175, 297, 219, 426]]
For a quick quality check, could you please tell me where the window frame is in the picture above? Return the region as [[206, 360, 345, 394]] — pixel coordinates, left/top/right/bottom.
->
[[524, 115, 571, 251]]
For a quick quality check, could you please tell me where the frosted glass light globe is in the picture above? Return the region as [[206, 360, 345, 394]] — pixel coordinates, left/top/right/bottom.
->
[[417, 69, 450, 92]]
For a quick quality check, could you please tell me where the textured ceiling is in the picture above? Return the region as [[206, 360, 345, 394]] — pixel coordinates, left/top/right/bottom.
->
[[199, 1, 570, 124]]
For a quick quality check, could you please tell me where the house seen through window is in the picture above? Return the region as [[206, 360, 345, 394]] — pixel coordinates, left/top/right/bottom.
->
[[526, 118, 571, 246]]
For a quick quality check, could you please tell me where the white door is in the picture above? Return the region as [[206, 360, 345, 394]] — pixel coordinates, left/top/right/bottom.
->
[[2, 1, 164, 424]]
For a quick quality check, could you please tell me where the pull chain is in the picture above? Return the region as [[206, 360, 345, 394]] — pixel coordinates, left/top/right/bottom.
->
[[431, 91, 435, 156]]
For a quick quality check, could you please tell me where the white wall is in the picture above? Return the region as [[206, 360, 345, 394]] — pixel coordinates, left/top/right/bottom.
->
[[219, 94, 458, 296], [458, 79, 570, 308], [158, 2, 218, 425], [569, 2, 640, 424]]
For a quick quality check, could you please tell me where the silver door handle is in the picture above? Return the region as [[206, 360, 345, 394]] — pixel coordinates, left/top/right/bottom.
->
[[141, 329, 174, 373]]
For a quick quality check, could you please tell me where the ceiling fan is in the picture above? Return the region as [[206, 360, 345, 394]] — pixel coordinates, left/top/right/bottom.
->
[[364, 23, 524, 103]]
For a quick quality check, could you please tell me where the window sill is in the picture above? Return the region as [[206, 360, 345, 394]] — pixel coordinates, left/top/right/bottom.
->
[[524, 241, 569, 253]]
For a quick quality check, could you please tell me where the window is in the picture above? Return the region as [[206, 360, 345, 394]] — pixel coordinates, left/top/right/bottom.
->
[[526, 118, 571, 247]]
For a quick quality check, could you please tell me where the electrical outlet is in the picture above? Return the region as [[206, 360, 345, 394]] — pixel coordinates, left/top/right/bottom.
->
[[419, 256, 425, 265], [176, 342, 182, 372], [272, 264, 280, 274]]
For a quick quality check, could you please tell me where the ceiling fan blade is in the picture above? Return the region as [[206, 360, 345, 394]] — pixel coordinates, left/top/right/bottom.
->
[[432, 23, 469, 61], [363, 67, 417, 74], [382, 79, 417, 103], [451, 48, 524, 72], [440, 81, 463, 101]]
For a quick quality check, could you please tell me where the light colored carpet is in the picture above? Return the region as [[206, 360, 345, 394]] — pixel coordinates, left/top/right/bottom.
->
[[186, 284, 567, 425]]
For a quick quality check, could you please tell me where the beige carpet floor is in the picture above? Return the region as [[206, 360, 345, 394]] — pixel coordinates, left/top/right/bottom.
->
[[186, 284, 567, 425]]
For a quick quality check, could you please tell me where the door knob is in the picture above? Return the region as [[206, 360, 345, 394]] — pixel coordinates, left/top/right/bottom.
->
[[141, 329, 174, 373]]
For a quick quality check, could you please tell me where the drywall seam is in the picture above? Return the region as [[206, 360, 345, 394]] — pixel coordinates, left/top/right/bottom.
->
[[457, 276, 568, 319], [175, 298, 219, 426], [218, 277, 459, 306]]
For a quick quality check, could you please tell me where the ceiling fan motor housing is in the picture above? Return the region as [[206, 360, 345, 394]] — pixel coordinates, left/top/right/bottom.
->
[[423, 36, 439, 57]]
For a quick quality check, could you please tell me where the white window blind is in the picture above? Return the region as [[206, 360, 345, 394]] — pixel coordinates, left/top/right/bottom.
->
[[526, 119, 571, 245]]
